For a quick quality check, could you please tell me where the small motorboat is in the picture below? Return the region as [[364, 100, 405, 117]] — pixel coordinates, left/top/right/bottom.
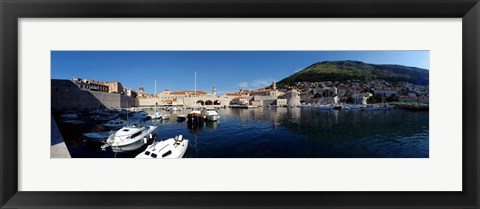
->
[[161, 114, 170, 120], [82, 131, 111, 142], [187, 110, 204, 123], [177, 114, 186, 122], [202, 108, 220, 121], [101, 117, 157, 152], [135, 135, 188, 159], [102, 119, 127, 130], [150, 112, 162, 120]]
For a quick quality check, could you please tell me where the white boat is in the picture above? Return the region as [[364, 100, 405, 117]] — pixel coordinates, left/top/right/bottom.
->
[[341, 104, 351, 110], [150, 112, 162, 120], [102, 119, 127, 130], [203, 109, 220, 121], [161, 114, 170, 120], [83, 131, 111, 142], [135, 135, 189, 159], [102, 119, 157, 152]]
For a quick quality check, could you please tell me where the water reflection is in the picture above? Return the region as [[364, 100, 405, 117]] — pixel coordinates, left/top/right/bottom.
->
[[63, 107, 428, 158], [205, 121, 220, 130], [187, 121, 203, 134]]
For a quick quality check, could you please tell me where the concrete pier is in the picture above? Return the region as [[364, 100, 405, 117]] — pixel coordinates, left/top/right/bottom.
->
[[50, 116, 71, 158]]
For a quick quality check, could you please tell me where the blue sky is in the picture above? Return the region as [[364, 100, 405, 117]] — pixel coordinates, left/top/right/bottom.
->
[[51, 51, 429, 95]]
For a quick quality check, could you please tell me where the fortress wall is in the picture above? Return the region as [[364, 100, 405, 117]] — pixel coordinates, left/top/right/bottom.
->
[[138, 98, 160, 106], [51, 79, 138, 112], [138, 96, 233, 107]]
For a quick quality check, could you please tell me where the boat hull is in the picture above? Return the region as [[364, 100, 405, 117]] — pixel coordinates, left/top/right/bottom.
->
[[206, 115, 220, 121], [110, 126, 157, 152], [187, 113, 204, 123], [111, 138, 146, 152], [177, 116, 186, 122], [135, 138, 189, 159]]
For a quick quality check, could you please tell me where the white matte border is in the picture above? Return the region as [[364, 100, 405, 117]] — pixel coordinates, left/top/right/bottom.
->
[[19, 18, 462, 191]]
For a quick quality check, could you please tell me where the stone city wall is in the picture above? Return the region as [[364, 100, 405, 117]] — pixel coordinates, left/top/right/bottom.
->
[[138, 95, 234, 108], [51, 79, 138, 112], [137, 97, 165, 106]]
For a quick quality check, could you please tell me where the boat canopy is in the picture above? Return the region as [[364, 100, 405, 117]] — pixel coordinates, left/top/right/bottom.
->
[[126, 117, 146, 128]]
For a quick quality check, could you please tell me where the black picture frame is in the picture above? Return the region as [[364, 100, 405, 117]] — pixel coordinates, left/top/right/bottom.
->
[[1, 0, 479, 208]]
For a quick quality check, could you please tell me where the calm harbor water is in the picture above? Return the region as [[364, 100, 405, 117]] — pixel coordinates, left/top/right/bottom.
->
[[59, 107, 429, 158]]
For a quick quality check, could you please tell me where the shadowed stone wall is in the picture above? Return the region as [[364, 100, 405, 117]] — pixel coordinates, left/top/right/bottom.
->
[[51, 79, 138, 112]]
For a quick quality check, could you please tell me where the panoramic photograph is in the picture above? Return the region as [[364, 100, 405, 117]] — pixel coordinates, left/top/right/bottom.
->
[[50, 51, 429, 158]]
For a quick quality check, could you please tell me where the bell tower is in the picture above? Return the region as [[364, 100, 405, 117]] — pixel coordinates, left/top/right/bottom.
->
[[272, 81, 276, 91], [212, 86, 216, 96]]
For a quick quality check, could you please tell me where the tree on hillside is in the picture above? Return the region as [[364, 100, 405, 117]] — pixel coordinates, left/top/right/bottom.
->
[[386, 94, 399, 102]]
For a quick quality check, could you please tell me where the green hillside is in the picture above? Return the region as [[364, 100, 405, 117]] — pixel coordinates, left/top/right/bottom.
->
[[278, 60, 429, 85]]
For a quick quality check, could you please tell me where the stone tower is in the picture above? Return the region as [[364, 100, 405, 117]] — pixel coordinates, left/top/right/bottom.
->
[[286, 89, 301, 107], [212, 86, 216, 96], [272, 81, 276, 91]]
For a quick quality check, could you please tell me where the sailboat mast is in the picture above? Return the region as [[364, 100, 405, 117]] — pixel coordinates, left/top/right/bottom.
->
[[194, 72, 197, 97], [154, 80, 157, 114]]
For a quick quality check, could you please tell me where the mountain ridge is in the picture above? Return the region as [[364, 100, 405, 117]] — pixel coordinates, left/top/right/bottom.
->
[[278, 60, 429, 86]]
